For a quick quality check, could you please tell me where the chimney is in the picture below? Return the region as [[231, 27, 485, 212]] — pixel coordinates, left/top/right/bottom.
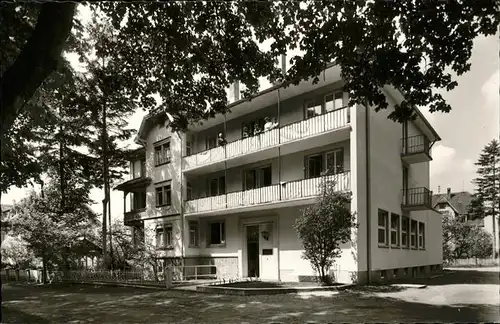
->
[[281, 53, 287, 76], [447, 187, 451, 198], [233, 80, 240, 102]]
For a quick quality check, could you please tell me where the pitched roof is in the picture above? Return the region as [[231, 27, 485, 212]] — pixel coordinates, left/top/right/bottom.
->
[[432, 191, 473, 215]]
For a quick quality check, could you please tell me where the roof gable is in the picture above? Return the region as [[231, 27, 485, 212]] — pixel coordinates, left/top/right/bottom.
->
[[432, 191, 473, 215]]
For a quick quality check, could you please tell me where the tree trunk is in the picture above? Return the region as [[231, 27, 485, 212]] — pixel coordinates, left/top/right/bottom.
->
[[59, 105, 65, 213], [0, 3, 76, 139], [101, 91, 108, 269], [108, 198, 113, 270]]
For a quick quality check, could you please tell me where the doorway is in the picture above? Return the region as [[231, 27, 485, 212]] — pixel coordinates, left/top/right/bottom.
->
[[246, 225, 260, 277]]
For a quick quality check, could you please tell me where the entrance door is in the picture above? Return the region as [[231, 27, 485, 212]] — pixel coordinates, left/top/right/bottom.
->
[[259, 222, 276, 280], [246, 225, 260, 277]]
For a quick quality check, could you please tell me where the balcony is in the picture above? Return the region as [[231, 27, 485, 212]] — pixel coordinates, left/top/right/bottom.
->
[[401, 187, 433, 211], [401, 135, 431, 164], [124, 208, 146, 225], [184, 171, 351, 215], [184, 107, 350, 173]]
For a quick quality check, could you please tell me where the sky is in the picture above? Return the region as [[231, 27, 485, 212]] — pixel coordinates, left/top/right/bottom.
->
[[2, 6, 499, 223]]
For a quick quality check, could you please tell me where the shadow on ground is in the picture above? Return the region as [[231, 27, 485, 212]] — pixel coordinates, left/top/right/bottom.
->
[[2, 273, 499, 324]]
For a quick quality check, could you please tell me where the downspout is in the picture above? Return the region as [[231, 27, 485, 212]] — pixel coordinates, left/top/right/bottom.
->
[[179, 132, 185, 267], [224, 114, 228, 206], [365, 101, 372, 284], [278, 89, 282, 200]]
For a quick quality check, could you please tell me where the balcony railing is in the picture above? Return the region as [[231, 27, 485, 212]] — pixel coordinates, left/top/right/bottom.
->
[[184, 171, 351, 214], [184, 107, 350, 170], [124, 208, 146, 223], [401, 135, 430, 156], [401, 187, 432, 210]]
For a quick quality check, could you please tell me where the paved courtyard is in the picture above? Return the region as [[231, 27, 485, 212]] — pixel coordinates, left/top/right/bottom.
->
[[1, 268, 499, 323]]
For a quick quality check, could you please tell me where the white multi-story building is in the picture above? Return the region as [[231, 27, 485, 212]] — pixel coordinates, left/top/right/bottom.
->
[[116, 63, 443, 284]]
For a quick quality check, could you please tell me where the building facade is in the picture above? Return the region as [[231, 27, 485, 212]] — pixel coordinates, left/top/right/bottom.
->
[[116, 64, 443, 283]]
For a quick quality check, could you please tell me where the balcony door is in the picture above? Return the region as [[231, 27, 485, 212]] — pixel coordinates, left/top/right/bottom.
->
[[402, 166, 409, 205], [306, 155, 323, 178], [244, 166, 272, 190], [209, 176, 225, 197]]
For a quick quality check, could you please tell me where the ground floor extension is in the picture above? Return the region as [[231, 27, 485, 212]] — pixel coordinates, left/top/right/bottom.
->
[[140, 205, 442, 284]]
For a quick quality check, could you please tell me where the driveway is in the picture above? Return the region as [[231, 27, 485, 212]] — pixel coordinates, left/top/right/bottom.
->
[[1, 268, 498, 323]]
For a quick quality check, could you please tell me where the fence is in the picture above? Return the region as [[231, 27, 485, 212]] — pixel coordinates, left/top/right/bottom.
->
[[1, 269, 43, 283], [51, 265, 218, 286], [445, 258, 499, 267]]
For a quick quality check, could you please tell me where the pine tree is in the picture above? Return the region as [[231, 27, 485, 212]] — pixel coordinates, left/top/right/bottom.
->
[[70, 17, 136, 268], [471, 139, 500, 258]]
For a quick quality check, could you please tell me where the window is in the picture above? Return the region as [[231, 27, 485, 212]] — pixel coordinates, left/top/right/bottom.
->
[[401, 216, 409, 248], [154, 141, 171, 166], [245, 166, 272, 190], [186, 182, 192, 200], [186, 136, 192, 156], [189, 221, 199, 247], [156, 224, 173, 248], [306, 154, 323, 178], [156, 183, 172, 207], [133, 191, 147, 210], [325, 91, 344, 112], [165, 224, 173, 247], [390, 213, 400, 246], [140, 159, 146, 177], [378, 209, 389, 245], [242, 118, 266, 137], [156, 227, 164, 248], [410, 219, 418, 248], [305, 100, 322, 119], [209, 176, 225, 196], [209, 221, 225, 245], [418, 222, 425, 249], [326, 149, 344, 174], [437, 203, 447, 209], [306, 150, 344, 178]]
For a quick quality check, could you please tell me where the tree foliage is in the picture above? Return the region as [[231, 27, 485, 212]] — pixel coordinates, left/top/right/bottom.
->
[[294, 179, 356, 285], [1, 2, 499, 194], [95, 1, 500, 130], [469, 139, 499, 258], [1, 235, 39, 269], [471, 139, 500, 219], [10, 183, 99, 282], [442, 214, 493, 261]]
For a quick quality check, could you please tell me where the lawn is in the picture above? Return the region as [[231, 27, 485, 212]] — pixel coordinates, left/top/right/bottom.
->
[[1, 269, 498, 323]]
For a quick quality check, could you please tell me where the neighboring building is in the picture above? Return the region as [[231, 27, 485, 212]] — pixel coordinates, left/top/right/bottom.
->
[[433, 188, 499, 255], [432, 189, 482, 224], [116, 62, 443, 284]]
